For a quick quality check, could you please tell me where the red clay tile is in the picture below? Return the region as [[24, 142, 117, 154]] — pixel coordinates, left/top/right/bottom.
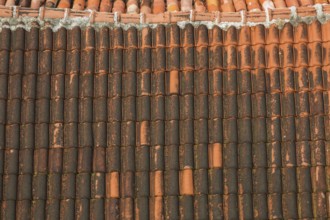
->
[[57, 0, 70, 8], [99, 0, 112, 11], [87, 0, 101, 10], [246, 0, 261, 11], [72, 0, 85, 10], [152, 0, 166, 13], [195, 0, 207, 11], [285, 0, 299, 6], [220, 0, 236, 11], [273, 0, 286, 7], [206, 0, 220, 11], [233, 0, 247, 10]]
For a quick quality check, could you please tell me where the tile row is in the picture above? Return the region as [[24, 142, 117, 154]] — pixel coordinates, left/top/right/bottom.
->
[[2, 0, 330, 14]]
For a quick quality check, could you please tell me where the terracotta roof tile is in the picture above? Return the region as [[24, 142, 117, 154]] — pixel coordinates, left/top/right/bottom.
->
[[1, 21, 330, 218], [0, 0, 327, 14]]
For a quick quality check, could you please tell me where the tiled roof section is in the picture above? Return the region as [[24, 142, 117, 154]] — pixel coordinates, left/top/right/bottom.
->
[[0, 0, 329, 13], [1, 21, 330, 219], [1, 5, 330, 26]]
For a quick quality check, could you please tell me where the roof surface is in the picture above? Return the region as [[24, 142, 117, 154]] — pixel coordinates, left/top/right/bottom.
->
[[0, 0, 329, 13], [0, 21, 330, 219], [0, 5, 329, 28]]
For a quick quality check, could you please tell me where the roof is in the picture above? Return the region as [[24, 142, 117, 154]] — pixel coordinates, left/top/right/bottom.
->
[[0, 5, 328, 30], [0, 12, 330, 220], [0, 0, 329, 13]]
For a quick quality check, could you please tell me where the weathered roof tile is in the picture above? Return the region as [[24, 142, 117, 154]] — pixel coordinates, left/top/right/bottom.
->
[[0, 23, 330, 219]]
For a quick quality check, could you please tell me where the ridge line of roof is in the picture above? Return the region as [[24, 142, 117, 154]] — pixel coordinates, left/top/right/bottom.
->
[[0, 4, 329, 31]]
